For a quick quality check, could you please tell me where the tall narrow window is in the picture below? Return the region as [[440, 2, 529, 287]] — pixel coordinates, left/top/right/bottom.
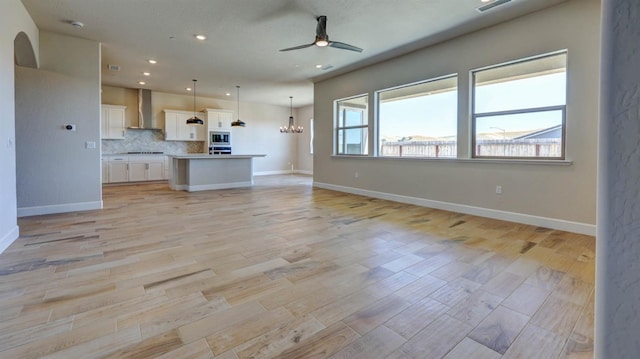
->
[[377, 75, 457, 158], [335, 94, 368, 155], [472, 51, 567, 159]]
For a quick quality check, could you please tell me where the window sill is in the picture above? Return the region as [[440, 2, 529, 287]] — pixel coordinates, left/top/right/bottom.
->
[[331, 155, 573, 166]]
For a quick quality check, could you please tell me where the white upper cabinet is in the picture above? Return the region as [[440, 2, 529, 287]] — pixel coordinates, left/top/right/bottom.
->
[[101, 105, 126, 139], [205, 109, 234, 131], [164, 109, 205, 141]]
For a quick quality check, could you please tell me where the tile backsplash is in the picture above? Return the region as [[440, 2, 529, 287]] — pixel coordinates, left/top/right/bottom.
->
[[101, 129, 204, 154]]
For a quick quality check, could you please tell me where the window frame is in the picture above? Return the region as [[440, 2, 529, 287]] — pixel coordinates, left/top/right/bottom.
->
[[375, 74, 458, 159], [334, 94, 369, 156], [470, 50, 568, 160]]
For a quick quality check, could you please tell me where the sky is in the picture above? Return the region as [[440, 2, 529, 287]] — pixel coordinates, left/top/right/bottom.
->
[[378, 72, 566, 141]]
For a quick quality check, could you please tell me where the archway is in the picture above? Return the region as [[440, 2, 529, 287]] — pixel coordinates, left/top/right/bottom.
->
[[14, 32, 37, 69], [14, 31, 37, 218]]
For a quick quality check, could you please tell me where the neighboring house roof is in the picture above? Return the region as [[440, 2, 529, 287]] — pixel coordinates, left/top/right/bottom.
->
[[514, 124, 563, 139]]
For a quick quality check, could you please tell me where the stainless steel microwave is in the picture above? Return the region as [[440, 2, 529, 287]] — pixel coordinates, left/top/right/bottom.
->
[[210, 131, 230, 146]]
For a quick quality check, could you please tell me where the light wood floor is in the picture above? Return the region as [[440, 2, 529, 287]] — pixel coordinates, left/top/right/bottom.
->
[[1, 175, 594, 358]]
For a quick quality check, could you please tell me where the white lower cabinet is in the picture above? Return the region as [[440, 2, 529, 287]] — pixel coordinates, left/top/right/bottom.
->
[[128, 162, 147, 182], [103, 155, 167, 183], [163, 156, 170, 180], [148, 162, 164, 180], [129, 157, 165, 181], [102, 158, 109, 183], [108, 158, 129, 183]]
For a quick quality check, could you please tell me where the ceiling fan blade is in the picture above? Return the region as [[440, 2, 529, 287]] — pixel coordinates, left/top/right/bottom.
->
[[328, 41, 363, 52], [279, 16, 363, 53], [279, 43, 315, 51], [316, 15, 327, 37]]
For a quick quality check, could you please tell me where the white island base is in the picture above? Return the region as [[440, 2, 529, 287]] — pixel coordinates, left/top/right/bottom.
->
[[168, 154, 266, 192]]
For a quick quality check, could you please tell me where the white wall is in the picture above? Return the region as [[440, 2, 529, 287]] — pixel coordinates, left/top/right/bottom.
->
[[0, 0, 39, 252], [15, 31, 102, 216], [296, 105, 314, 174], [313, 0, 599, 234]]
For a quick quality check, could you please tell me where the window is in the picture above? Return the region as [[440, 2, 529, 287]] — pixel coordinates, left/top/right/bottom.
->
[[377, 75, 457, 158], [335, 94, 368, 155], [472, 51, 567, 159]]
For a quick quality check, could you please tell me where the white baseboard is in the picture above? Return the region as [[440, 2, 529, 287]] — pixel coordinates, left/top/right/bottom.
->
[[0, 226, 19, 254], [313, 182, 595, 236], [18, 201, 103, 217], [255, 170, 313, 176], [254, 170, 292, 176]]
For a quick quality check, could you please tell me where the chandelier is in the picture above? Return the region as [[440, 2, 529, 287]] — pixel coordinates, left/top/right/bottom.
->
[[280, 96, 303, 133]]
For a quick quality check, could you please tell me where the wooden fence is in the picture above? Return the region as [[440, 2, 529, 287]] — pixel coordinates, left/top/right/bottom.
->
[[380, 141, 457, 158], [380, 138, 561, 158]]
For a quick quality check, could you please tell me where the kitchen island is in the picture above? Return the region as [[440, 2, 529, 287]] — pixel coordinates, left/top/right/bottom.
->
[[167, 154, 266, 192]]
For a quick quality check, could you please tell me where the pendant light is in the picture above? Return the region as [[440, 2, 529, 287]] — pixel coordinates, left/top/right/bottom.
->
[[186, 79, 203, 125], [280, 96, 303, 133], [231, 85, 246, 127]]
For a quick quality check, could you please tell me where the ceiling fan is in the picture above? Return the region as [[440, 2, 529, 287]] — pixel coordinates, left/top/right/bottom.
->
[[280, 16, 363, 53]]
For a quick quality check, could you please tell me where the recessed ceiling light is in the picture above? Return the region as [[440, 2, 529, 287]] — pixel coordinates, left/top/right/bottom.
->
[[225, 92, 231, 96], [481, 0, 491, 2], [315, 64, 323, 68], [70, 21, 84, 28], [143, 72, 150, 76], [186, 87, 192, 91], [138, 81, 146, 85], [148, 59, 157, 64], [195, 35, 207, 40]]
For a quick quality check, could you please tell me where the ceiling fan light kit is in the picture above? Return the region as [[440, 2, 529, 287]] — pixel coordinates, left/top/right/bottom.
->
[[280, 16, 363, 53], [315, 38, 329, 47], [280, 96, 303, 134]]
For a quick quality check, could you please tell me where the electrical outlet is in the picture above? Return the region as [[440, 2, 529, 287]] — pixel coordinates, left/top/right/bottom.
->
[[496, 185, 503, 194], [85, 141, 96, 149]]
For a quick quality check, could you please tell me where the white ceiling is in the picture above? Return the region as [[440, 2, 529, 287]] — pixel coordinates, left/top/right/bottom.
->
[[20, 0, 567, 108]]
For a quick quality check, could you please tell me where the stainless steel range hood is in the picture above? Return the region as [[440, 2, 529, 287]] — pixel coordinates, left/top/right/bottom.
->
[[128, 89, 162, 130]]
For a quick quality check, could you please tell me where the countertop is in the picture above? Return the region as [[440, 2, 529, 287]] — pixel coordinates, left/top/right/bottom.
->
[[168, 154, 266, 159], [103, 153, 166, 156]]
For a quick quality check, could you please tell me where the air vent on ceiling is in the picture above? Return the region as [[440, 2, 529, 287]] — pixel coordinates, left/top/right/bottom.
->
[[477, 0, 512, 12], [107, 64, 121, 71]]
